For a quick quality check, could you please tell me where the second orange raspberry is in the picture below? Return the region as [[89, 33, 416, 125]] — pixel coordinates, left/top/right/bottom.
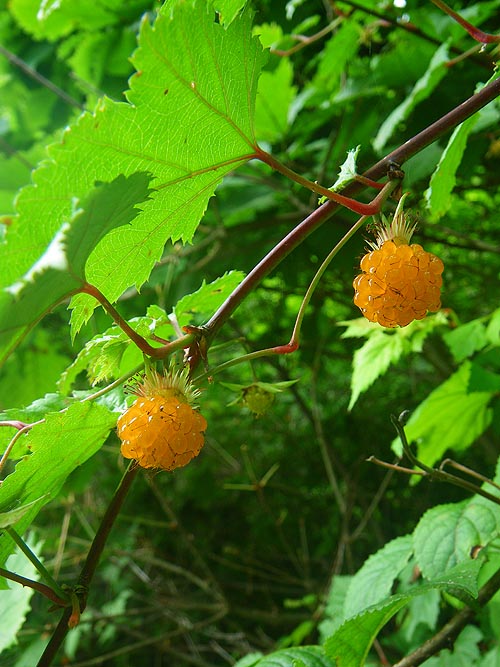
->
[[353, 197, 444, 328]]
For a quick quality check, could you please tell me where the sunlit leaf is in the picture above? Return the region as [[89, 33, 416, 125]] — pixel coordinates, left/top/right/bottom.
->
[[348, 331, 408, 410], [394, 361, 494, 466], [324, 567, 481, 667], [173, 271, 246, 328], [344, 535, 413, 618], [1, 1, 266, 331], [251, 646, 335, 667]]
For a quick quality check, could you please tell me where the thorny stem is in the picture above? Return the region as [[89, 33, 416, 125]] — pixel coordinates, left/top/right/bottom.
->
[[37, 461, 139, 667], [256, 147, 393, 216], [196, 185, 393, 379], [271, 17, 342, 57], [440, 458, 500, 494], [77, 462, 139, 597], [27, 42, 500, 667], [0, 566, 68, 606], [363, 75, 500, 181]]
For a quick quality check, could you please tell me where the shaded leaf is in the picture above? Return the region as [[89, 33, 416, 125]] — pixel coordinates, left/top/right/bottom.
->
[[64, 172, 152, 279], [373, 43, 449, 153], [0, 268, 81, 367], [0, 174, 150, 365], [443, 319, 489, 363], [0, 497, 48, 529], [9, 0, 121, 40], [254, 58, 297, 143], [318, 576, 353, 642], [0, 401, 116, 570], [424, 115, 478, 220], [312, 20, 361, 97], [422, 625, 482, 667]]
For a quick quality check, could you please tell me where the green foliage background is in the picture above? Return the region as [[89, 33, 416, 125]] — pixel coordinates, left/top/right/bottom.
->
[[0, 0, 499, 665]]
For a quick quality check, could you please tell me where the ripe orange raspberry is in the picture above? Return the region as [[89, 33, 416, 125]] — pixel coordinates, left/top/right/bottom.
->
[[117, 367, 207, 471], [353, 197, 443, 328]]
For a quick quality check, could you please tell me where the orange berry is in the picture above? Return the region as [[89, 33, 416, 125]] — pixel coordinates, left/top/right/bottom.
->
[[117, 368, 207, 471], [353, 196, 444, 328]]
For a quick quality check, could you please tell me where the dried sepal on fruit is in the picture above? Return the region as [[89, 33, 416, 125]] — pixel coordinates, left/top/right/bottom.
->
[[117, 366, 207, 471], [353, 196, 444, 328]]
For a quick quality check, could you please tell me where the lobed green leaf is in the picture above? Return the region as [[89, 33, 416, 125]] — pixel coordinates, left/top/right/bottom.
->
[[1, 1, 266, 332]]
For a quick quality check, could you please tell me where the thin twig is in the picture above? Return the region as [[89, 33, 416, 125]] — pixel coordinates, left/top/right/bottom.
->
[[0, 44, 84, 109], [391, 415, 500, 506], [440, 458, 500, 493], [367, 456, 425, 476], [271, 18, 342, 57]]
